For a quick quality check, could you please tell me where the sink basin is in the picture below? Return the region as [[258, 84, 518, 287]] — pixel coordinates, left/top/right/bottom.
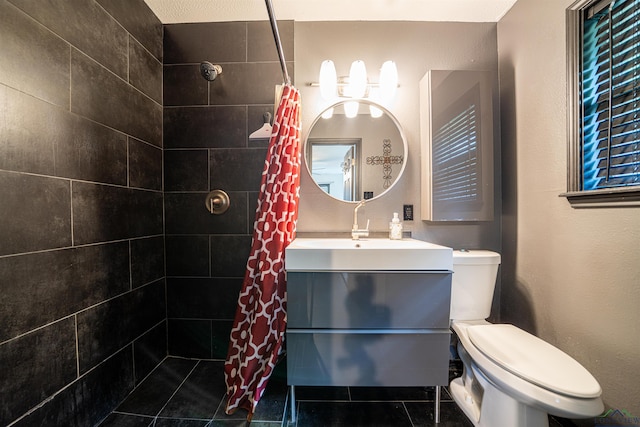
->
[[285, 238, 452, 271]]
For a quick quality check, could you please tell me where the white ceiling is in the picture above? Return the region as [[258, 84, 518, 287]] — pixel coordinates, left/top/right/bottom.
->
[[144, 0, 519, 24]]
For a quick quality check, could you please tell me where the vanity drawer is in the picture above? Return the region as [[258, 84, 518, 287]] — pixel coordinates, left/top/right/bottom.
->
[[287, 272, 451, 329], [286, 329, 451, 386]]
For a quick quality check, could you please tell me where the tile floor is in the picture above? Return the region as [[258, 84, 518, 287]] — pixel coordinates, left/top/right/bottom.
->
[[99, 356, 578, 427]]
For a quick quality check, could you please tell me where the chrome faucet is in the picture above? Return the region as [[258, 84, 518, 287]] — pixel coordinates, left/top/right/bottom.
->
[[351, 199, 370, 240]]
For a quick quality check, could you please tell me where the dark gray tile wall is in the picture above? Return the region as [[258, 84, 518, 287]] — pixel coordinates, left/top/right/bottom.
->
[[163, 20, 294, 359], [0, 1, 166, 426]]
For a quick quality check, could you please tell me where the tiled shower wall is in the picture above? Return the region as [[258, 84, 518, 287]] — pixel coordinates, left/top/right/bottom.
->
[[163, 21, 294, 358], [0, 0, 165, 425]]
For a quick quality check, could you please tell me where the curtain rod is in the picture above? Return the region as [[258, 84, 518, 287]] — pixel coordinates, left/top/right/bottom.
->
[[264, 0, 291, 85]]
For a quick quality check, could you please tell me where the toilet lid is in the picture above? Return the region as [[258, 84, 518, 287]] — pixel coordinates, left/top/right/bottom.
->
[[467, 324, 601, 398]]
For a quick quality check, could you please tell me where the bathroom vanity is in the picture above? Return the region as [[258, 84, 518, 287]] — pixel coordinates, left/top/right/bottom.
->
[[285, 238, 453, 422]]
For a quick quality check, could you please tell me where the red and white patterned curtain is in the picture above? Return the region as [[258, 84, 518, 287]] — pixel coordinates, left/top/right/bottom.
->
[[223, 84, 301, 420]]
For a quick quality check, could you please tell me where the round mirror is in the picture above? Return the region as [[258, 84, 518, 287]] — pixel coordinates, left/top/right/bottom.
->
[[304, 99, 408, 202]]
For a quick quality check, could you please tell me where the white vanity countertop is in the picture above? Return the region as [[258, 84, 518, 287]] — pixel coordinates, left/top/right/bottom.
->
[[285, 237, 453, 272]]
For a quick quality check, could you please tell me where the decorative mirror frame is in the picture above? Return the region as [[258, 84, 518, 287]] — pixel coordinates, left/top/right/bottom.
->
[[304, 99, 409, 203]]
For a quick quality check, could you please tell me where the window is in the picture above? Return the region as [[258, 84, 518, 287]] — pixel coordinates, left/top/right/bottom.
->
[[566, 0, 640, 206]]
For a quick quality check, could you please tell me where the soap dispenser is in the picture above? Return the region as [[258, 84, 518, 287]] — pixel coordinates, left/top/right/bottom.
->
[[389, 212, 403, 240]]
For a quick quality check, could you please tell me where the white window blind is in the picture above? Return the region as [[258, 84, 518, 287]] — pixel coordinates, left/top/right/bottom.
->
[[432, 88, 481, 204]]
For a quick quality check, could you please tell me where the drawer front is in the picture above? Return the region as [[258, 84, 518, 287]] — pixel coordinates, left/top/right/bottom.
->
[[286, 329, 451, 386], [287, 272, 451, 329]]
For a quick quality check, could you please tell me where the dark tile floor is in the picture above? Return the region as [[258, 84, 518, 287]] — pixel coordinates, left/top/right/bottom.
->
[[99, 356, 577, 427]]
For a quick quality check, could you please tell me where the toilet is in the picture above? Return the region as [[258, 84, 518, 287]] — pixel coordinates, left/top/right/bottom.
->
[[449, 250, 604, 427]]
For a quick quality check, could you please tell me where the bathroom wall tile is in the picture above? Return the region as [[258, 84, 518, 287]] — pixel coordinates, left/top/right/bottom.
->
[[161, 20, 297, 362], [129, 137, 163, 191], [0, 85, 128, 184], [209, 62, 290, 105], [211, 235, 252, 277], [129, 36, 163, 104], [0, 85, 58, 176], [72, 182, 163, 245], [9, 0, 128, 79], [168, 319, 212, 359], [130, 236, 165, 289], [0, 242, 130, 342], [167, 278, 241, 319], [163, 65, 208, 107], [54, 115, 128, 186], [167, 238, 207, 279], [71, 50, 162, 147], [164, 22, 247, 64], [165, 235, 209, 277], [211, 320, 234, 359], [0, 2, 69, 107], [210, 148, 267, 192], [96, 0, 163, 61], [164, 150, 209, 192], [12, 347, 135, 427], [164, 106, 247, 149], [164, 191, 248, 235], [247, 20, 294, 63], [133, 321, 167, 385], [77, 279, 166, 374], [248, 104, 275, 149], [0, 171, 71, 256], [0, 318, 76, 426]]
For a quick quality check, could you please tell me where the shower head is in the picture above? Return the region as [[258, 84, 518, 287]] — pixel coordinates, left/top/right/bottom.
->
[[200, 61, 223, 81]]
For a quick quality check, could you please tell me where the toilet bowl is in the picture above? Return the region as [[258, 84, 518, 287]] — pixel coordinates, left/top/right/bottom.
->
[[449, 250, 603, 427]]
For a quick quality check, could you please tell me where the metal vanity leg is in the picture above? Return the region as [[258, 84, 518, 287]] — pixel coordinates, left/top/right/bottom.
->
[[435, 385, 441, 423], [290, 385, 297, 424]]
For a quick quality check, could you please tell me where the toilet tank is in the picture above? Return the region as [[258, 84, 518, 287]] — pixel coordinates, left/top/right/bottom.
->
[[450, 250, 501, 321]]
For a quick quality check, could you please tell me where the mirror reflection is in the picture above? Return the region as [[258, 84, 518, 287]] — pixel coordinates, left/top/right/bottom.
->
[[305, 100, 407, 202]]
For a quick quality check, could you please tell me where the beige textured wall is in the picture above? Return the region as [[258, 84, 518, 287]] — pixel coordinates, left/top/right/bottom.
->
[[498, 0, 640, 417], [295, 21, 502, 256]]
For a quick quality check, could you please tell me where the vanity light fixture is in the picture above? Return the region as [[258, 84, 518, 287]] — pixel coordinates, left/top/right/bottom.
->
[[316, 60, 398, 117]]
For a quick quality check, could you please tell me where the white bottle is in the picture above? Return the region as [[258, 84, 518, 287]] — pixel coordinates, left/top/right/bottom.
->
[[389, 212, 403, 240]]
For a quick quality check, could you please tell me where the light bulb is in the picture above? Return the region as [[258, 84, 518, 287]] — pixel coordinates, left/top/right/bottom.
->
[[321, 107, 334, 119], [344, 101, 359, 118], [349, 60, 367, 98], [379, 60, 398, 101], [319, 60, 337, 100], [369, 105, 383, 118]]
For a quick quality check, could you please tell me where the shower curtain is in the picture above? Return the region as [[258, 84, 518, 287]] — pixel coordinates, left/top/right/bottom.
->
[[224, 84, 301, 420]]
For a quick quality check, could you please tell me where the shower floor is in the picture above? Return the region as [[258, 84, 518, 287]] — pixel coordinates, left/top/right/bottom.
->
[[98, 356, 575, 426]]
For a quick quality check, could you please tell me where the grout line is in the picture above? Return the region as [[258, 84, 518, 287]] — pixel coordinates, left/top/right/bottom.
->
[[126, 137, 130, 188], [70, 180, 75, 246], [152, 360, 201, 420], [131, 343, 136, 387], [74, 315, 80, 378], [128, 240, 133, 291]]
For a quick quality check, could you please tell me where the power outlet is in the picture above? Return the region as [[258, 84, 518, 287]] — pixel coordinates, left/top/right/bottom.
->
[[403, 204, 414, 221]]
